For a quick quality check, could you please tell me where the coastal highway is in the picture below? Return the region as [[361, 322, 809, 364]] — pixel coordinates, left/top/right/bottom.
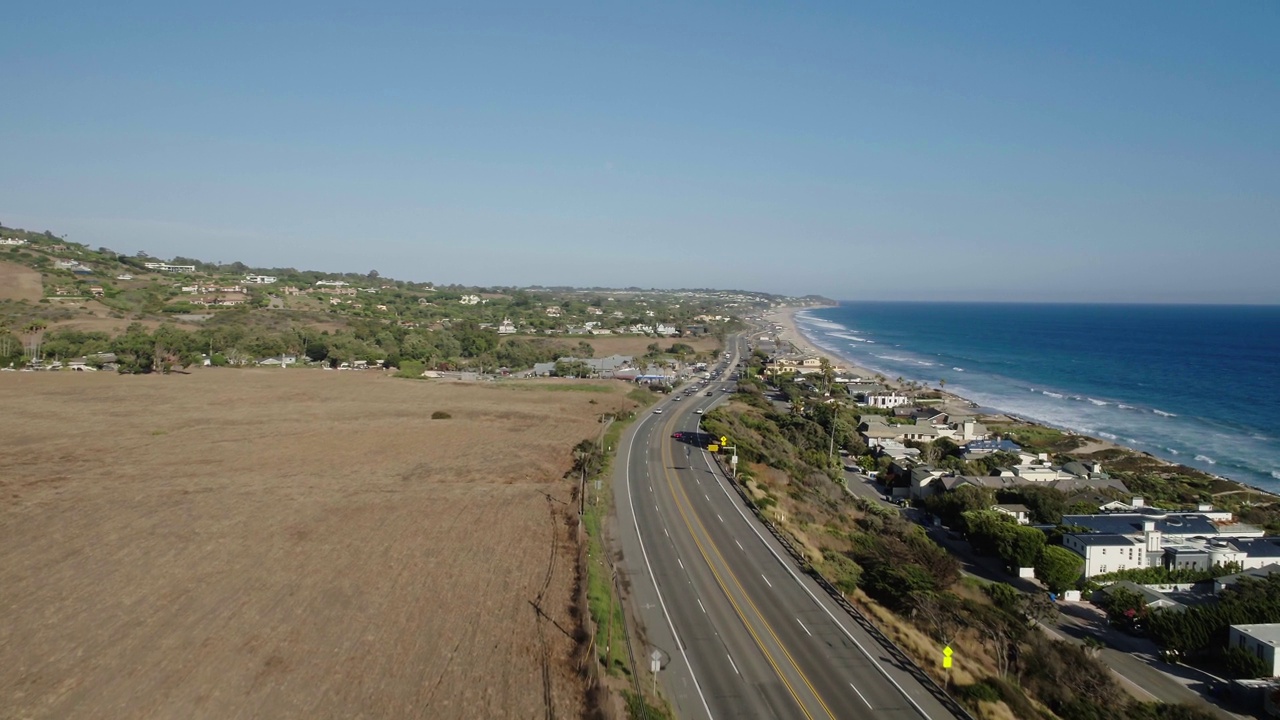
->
[[612, 335, 961, 719]]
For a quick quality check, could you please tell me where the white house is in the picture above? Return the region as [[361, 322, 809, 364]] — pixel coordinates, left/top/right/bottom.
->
[[497, 318, 517, 335], [992, 504, 1032, 525], [315, 280, 350, 287], [244, 274, 277, 284], [459, 294, 481, 305], [144, 262, 196, 273], [866, 393, 910, 409], [1062, 533, 1151, 577], [1229, 625, 1280, 677], [0, 237, 28, 246], [655, 323, 678, 336]]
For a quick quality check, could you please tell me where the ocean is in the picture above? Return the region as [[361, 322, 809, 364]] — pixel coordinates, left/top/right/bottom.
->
[[795, 303, 1280, 491]]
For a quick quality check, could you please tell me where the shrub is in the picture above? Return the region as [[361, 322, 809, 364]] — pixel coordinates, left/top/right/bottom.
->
[[431, 410, 451, 419], [956, 680, 1001, 704], [820, 550, 862, 594], [1222, 646, 1270, 679]]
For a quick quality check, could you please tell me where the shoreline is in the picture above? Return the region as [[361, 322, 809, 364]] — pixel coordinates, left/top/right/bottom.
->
[[761, 305, 1280, 504]]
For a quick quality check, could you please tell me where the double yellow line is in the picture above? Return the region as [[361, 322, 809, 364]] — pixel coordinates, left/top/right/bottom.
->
[[657, 411, 835, 720]]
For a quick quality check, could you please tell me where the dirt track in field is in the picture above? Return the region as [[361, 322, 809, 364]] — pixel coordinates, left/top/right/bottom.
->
[[0, 261, 42, 302], [0, 370, 635, 719]]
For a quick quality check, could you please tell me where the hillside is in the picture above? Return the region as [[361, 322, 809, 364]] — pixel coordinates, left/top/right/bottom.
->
[[0, 223, 818, 374]]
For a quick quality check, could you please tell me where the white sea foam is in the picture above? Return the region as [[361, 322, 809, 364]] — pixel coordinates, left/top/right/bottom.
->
[[1153, 409, 1177, 418], [952, 367, 964, 372], [1098, 432, 1119, 440], [1272, 471, 1280, 481], [1166, 448, 1180, 455], [1195, 454, 1217, 465], [806, 319, 846, 330], [1118, 404, 1135, 410], [1042, 391, 1065, 399], [1087, 398, 1109, 406]]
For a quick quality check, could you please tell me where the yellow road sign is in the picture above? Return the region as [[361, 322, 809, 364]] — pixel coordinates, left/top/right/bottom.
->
[[942, 645, 953, 669], [720, 436, 728, 446], [943, 646, 953, 656], [708, 445, 719, 453]]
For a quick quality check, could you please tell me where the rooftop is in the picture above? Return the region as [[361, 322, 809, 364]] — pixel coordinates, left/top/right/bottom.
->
[[1062, 512, 1220, 537], [1232, 624, 1280, 645], [1069, 533, 1139, 547]]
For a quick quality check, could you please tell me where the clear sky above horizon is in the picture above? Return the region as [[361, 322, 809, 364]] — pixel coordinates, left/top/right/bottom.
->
[[3, 2, 1277, 303]]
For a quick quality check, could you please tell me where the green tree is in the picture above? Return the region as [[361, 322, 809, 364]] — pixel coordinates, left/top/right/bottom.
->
[[1035, 546, 1084, 594]]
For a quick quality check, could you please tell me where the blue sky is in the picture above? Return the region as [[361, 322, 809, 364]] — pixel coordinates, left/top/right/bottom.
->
[[2, 2, 1277, 302]]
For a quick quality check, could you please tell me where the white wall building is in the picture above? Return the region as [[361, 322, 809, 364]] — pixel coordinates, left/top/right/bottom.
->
[[866, 393, 910, 409], [244, 274, 277, 284], [144, 262, 196, 273], [1229, 625, 1280, 677]]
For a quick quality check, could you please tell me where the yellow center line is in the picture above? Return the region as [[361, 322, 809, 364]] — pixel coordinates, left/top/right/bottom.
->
[[658, 410, 836, 720]]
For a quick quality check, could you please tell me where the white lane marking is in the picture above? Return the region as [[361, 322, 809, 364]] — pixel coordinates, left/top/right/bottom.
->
[[762, 575, 772, 588], [664, 527, 669, 538], [797, 618, 812, 636], [727, 654, 741, 675], [717, 514, 724, 523], [849, 682, 872, 708], [696, 444, 933, 719], [705, 494, 710, 502], [697, 598, 706, 614], [677, 558, 684, 570], [735, 540, 744, 550], [621, 412, 714, 719]]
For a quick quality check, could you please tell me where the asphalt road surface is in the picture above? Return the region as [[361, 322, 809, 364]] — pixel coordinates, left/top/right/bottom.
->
[[613, 335, 962, 720]]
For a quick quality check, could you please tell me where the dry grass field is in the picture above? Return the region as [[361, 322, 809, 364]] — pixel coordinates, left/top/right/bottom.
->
[[0, 261, 43, 302], [0, 370, 636, 720]]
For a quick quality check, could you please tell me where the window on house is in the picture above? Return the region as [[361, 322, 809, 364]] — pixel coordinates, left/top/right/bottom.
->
[[1100, 565, 1107, 573]]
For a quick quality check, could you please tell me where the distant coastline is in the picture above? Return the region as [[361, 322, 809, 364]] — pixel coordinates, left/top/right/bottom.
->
[[762, 304, 1280, 504]]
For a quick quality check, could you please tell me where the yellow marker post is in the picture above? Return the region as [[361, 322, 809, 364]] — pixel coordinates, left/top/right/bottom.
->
[[942, 645, 953, 669]]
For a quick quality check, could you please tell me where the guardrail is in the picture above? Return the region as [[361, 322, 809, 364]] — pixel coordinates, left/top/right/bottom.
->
[[712, 457, 977, 720]]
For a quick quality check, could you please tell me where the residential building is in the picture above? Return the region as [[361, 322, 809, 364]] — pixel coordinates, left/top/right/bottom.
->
[[459, 294, 481, 305], [244, 274, 277, 284], [1229, 625, 1280, 677], [497, 318, 517, 335], [993, 504, 1032, 525], [866, 393, 910, 409], [315, 280, 350, 287], [655, 323, 678, 336], [1215, 564, 1280, 594], [144, 262, 196, 273], [0, 237, 27, 246], [116, 273, 134, 281]]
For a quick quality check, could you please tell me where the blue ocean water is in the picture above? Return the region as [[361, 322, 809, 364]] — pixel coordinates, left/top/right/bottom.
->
[[796, 303, 1280, 491]]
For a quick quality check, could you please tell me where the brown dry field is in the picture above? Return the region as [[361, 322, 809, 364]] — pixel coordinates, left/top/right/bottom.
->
[[0, 262, 43, 302], [0, 370, 635, 720], [577, 335, 721, 358]]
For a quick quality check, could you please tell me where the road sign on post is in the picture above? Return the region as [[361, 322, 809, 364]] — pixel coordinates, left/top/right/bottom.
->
[[650, 650, 662, 695], [720, 436, 728, 446], [942, 645, 953, 669], [708, 444, 719, 452]]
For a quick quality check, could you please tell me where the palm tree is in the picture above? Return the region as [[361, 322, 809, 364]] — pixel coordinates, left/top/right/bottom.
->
[[21, 321, 47, 362]]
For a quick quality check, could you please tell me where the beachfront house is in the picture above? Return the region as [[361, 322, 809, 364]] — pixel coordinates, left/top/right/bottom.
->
[[866, 393, 910, 409]]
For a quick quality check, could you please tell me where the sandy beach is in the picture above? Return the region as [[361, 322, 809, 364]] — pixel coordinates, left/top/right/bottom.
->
[[763, 305, 984, 419]]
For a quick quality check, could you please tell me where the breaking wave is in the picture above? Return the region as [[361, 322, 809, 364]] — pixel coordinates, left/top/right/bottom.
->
[[1195, 454, 1217, 465], [1153, 409, 1177, 418]]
